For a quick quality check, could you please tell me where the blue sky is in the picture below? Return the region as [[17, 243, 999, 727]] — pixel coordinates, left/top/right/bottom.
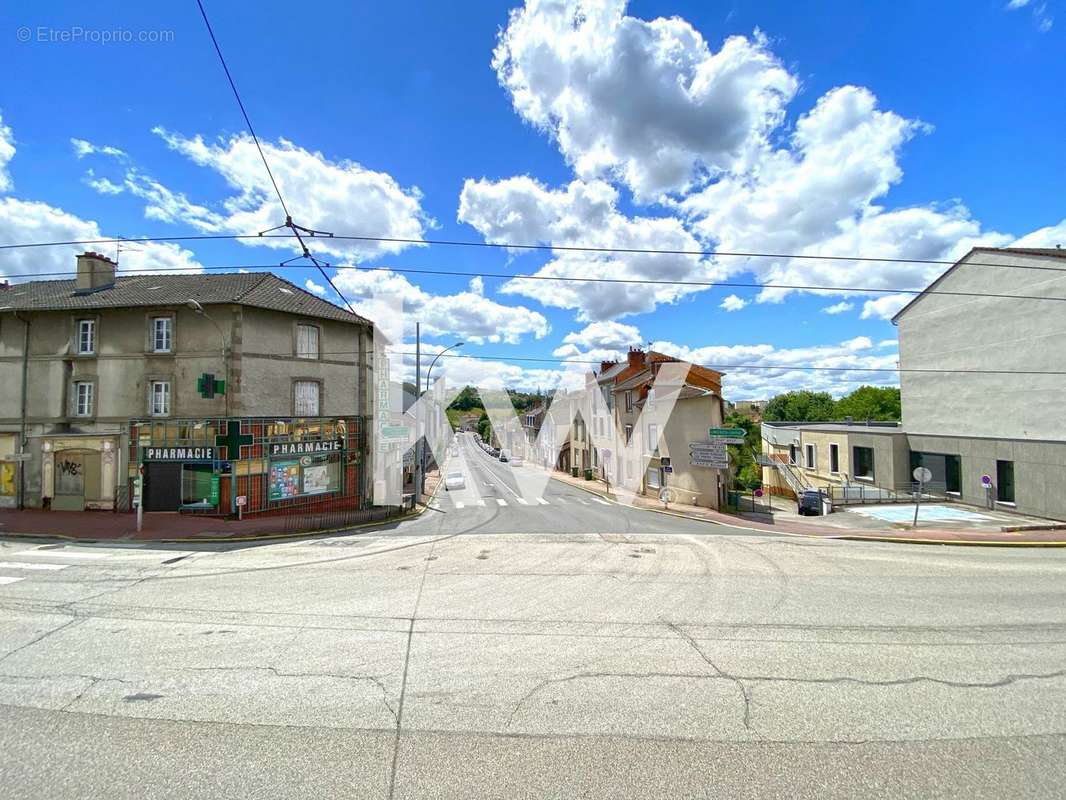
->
[[1, 0, 1063, 398]]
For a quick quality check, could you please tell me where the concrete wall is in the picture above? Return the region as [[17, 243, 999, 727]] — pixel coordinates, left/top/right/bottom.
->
[[898, 250, 1066, 440], [907, 433, 1066, 520], [657, 394, 724, 508]]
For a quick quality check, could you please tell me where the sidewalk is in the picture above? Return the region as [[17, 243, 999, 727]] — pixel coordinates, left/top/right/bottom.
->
[[547, 469, 1066, 546], [0, 470, 440, 544]]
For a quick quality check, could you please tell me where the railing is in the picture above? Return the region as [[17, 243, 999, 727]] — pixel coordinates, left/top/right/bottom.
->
[[826, 482, 951, 506]]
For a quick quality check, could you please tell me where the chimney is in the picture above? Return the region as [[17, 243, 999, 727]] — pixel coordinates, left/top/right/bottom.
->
[[599, 360, 617, 373], [627, 347, 643, 369], [75, 252, 117, 293]]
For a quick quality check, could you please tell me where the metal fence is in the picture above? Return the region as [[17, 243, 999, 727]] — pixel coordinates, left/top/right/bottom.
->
[[826, 482, 950, 506]]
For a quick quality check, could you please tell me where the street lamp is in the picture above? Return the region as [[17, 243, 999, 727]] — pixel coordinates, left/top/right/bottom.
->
[[420, 342, 464, 491], [187, 299, 229, 417]]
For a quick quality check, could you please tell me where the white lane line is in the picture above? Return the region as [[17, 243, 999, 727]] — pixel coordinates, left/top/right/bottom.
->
[[26, 550, 109, 560], [454, 501, 465, 509], [537, 497, 549, 505], [0, 562, 70, 571], [0, 576, 25, 585], [515, 497, 529, 505], [496, 498, 509, 506], [592, 498, 610, 505]]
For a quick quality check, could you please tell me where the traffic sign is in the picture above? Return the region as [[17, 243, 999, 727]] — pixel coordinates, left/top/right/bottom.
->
[[380, 425, 410, 441], [236, 495, 247, 507], [709, 427, 746, 439], [913, 466, 933, 484], [981, 474, 992, 487]]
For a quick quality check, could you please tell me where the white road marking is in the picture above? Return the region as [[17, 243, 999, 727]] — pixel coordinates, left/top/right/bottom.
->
[[516, 497, 529, 505], [0, 576, 25, 585], [592, 498, 610, 505], [27, 549, 108, 560], [454, 501, 465, 509], [537, 497, 550, 505], [475, 499, 486, 507], [554, 497, 567, 504], [574, 498, 588, 505], [0, 561, 70, 571], [496, 498, 508, 506]]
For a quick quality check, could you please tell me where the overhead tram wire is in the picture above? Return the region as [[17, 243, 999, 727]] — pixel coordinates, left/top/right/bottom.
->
[[2, 232, 1066, 274], [1, 262, 1065, 307], [193, 0, 355, 312], [311, 349, 1066, 378]]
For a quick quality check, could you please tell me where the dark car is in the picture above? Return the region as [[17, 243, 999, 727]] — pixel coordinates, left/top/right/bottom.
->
[[797, 490, 825, 516]]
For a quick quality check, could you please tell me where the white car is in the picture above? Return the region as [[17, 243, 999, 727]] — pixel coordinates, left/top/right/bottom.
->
[[444, 471, 465, 491]]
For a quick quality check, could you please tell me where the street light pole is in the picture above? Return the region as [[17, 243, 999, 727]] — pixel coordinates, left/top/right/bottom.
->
[[422, 341, 464, 491], [186, 300, 229, 417]]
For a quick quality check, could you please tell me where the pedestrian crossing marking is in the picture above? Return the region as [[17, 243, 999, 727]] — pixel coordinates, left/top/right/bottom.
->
[[0, 562, 70, 571], [516, 497, 529, 505], [476, 499, 486, 507], [454, 501, 465, 509], [27, 549, 108, 560], [496, 498, 509, 506], [537, 497, 549, 505], [0, 576, 25, 585]]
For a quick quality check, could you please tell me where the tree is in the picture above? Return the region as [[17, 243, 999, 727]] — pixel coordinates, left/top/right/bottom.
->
[[763, 391, 836, 422], [724, 412, 762, 489], [832, 386, 901, 421], [449, 386, 482, 412], [476, 411, 492, 444]]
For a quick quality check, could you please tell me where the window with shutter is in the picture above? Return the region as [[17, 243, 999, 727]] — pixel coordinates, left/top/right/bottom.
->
[[296, 325, 319, 359], [295, 381, 320, 416]]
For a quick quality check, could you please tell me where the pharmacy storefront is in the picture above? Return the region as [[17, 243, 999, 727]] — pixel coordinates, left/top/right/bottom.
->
[[130, 417, 364, 516]]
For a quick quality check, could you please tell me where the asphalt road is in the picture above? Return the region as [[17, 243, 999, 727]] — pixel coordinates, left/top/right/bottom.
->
[[1, 471, 1065, 798], [400, 431, 738, 537]]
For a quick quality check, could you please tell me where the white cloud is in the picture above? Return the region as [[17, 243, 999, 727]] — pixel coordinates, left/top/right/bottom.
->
[[149, 127, 430, 259], [305, 278, 327, 296], [493, 0, 797, 199], [822, 300, 854, 315], [719, 293, 747, 311], [650, 335, 899, 398], [84, 173, 124, 195], [1006, 0, 1030, 9], [70, 138, 126, 160], [459, 176, 724, 320], [1010, 217, 1066, 248], [331, 267, 549, 345], [860, 293, 912, 320], [0, 112, 14, 192], [0, 197, 202, 278], [560, 320, 643, 351], [1004, 0, 1053, 31]]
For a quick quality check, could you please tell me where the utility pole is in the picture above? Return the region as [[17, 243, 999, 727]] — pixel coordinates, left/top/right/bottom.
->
[[415, 322, 422, 499]]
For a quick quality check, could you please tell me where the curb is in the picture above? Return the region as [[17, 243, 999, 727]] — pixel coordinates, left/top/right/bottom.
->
[[546, 473, 1066, 547], [0, 502, 434, 547]]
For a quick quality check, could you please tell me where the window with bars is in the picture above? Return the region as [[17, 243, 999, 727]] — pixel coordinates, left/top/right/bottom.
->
[[150, 381, 171, 416], [294, 381, 321, 416], [77, 319, 96, 354], [296, 324, 320, 359], [75, 382, 93, 417], [152, 317, 172, 353]]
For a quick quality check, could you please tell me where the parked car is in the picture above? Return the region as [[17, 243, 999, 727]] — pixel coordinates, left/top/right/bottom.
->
[[499, 449, 510, 462], [445, 471, 465, 491], [797, 489, 825, 516]]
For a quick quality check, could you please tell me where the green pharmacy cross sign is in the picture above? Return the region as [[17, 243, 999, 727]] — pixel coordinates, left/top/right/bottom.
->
[[197, 373, 226, 399], [215, 420, 253, 460]]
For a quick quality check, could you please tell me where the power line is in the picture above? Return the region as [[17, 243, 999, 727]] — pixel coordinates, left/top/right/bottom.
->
[[195, 0, 289, 220], [1, 232, 1065, 273], [193, 0, 355, 313], [2, 262, 1065, 306], [313, 349, 1066, 377]]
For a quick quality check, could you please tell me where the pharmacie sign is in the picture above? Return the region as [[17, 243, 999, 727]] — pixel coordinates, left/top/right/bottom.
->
[[142, 446, 217, 461], [269, 439, 344, 457]]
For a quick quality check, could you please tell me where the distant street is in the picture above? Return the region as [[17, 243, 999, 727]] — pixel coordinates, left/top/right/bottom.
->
[[400, 431, 739, 537], [2, 512, 1065, 798]]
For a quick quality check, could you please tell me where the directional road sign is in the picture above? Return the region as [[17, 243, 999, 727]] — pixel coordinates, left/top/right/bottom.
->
[[709, 427, 746, 439]]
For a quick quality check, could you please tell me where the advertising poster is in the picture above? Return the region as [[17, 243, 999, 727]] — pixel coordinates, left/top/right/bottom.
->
[[302, 463, 331, 495], [269, 461, 301, 500]]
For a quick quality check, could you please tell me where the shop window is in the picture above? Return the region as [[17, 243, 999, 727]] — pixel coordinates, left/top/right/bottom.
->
[[996, 460, 1015, 504], [150, 381, 171, 416], [181, 464, 215, 505], [269, 453, 341, 501], [853, 446, 875, 480], [152, 317, 173, 353], [295, 380, 321, 416], [77, 319, 96, 354], [296, 324, 320, 359], [75, 381, 94, 417], [910, 452, 962, 494]]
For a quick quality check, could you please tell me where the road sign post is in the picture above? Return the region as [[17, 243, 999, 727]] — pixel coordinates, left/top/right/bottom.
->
[[912, 466, 933, 527]]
